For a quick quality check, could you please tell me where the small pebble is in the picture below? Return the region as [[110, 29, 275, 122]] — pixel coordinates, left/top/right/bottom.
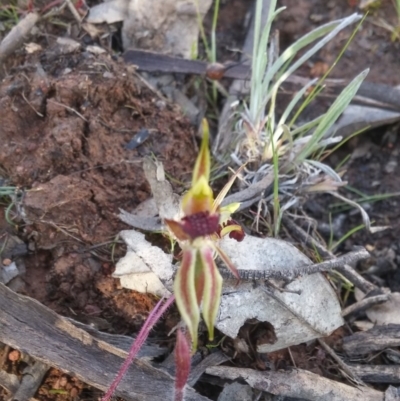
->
[[59, 375, 68, 388], [2, 259, 12, 266], [155, 100, 166, 110], [103, 71, 114, 79], [8, 350, 20, 362], [70, 387, 79, 397], [384, 160, 397, 174], [53, 378, 62, 390], [309, 13, 324, 22]]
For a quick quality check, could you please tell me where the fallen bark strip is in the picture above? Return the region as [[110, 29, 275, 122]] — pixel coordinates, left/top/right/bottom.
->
[[12, 360, 49, 401], [0, 283, 210, 401], [122, 49, 400, 111], [0, 370, 19, 394], [349, 364, 400, 384], [188, 351, 230, 387], [69, 318, 166, 359], [205, 366, 384, 401], [343, 324, 400, 357]]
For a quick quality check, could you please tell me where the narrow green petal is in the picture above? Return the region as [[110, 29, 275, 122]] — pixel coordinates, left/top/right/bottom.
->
[[212, 164, 245, 212], [174, 248, 200, 350], [219, 202, 241, 226], [214, 243, 240, 280], [220, 202, 241, 214], [194, 255, 205, 304], [199, 246, 223, 341], [192, 119, 211, 184], [220, 224, 243, 238]]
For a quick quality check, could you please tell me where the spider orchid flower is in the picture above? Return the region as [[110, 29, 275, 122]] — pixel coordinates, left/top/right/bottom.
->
[[165, 120, 245, 350]]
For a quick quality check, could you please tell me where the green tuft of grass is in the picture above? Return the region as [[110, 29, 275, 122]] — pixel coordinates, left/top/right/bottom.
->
[[229, 0, 369, 237]]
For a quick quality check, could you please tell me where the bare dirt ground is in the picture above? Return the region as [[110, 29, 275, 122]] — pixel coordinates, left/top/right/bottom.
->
[[0, 31, 196, 400], [1, 0, 400, 400]]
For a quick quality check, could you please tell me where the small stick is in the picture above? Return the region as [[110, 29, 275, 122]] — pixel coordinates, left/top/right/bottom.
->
[[317, 339, 365, 387], [342, 294, 389, 318], [12, 360, 49, 401], [0, 370, 19, 395], [132, 70, 170, 103], [47, 99, 88, 122], [0, 13, 39, 65], [282, 215, 331, 259], [65, 0, 82, 24], [218, 248, 371, 282], [206, 365, 384, 401], [21, 91, 44, 117], [282, 217, 379, 294], [337, 264, 378, 295]]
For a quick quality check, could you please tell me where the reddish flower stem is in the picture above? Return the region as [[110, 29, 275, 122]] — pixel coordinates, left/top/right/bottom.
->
[[101, 295, 175, 401], [174, 329, 191, 401]]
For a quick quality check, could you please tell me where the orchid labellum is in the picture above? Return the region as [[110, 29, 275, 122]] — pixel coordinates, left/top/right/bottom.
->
[[165, 120, 244, 350]]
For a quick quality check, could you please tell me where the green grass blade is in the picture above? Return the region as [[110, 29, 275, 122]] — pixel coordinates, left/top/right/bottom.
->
[[294, 69, 368, 163], [261, 13, 362, 117], [273, 78, 318, 143], [290, 115, 325, 137], [266, 14, 361, 86]]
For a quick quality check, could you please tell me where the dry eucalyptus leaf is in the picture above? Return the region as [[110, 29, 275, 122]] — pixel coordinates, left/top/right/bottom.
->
[[0, 262, 19, 285], [24, 42, 42, 53], [364, 292, 400, 325], [119, 196, 161, 232], [216, 235, 344, 352], [118, 159, 179, 231], [122, 0, 212, 57], [112, 230, 174, 297], [86, 0, 128, 24], [142, 158, 181, 220]]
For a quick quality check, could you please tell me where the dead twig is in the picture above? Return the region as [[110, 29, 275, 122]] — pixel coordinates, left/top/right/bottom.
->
[[0, 12, 39, 66], [343, 324, 400, 357], [342, 294, 390, 318], [65, 0, 81, 24], [317, 338, 365, 386], [282, 216, 380, 295], [188, 351, 230, 387], [282, 215, 331, 258], [131, 70, 170, 104], [219, 248, 371, 282], [0, 370, 19, 395], [205, 366, 384, 401], [348, 364, 400, 384], [12, 360, 49, 401], [47, 99, 88, 122], [21, 91, 44, 117]]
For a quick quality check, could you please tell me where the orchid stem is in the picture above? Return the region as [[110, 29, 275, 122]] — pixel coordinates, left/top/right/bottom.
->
[[101, 295, 176, 401]]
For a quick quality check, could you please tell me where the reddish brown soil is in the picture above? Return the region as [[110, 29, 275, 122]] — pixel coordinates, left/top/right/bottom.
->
[[0, 40, 196, 400], [0, 50, 196, 249]]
